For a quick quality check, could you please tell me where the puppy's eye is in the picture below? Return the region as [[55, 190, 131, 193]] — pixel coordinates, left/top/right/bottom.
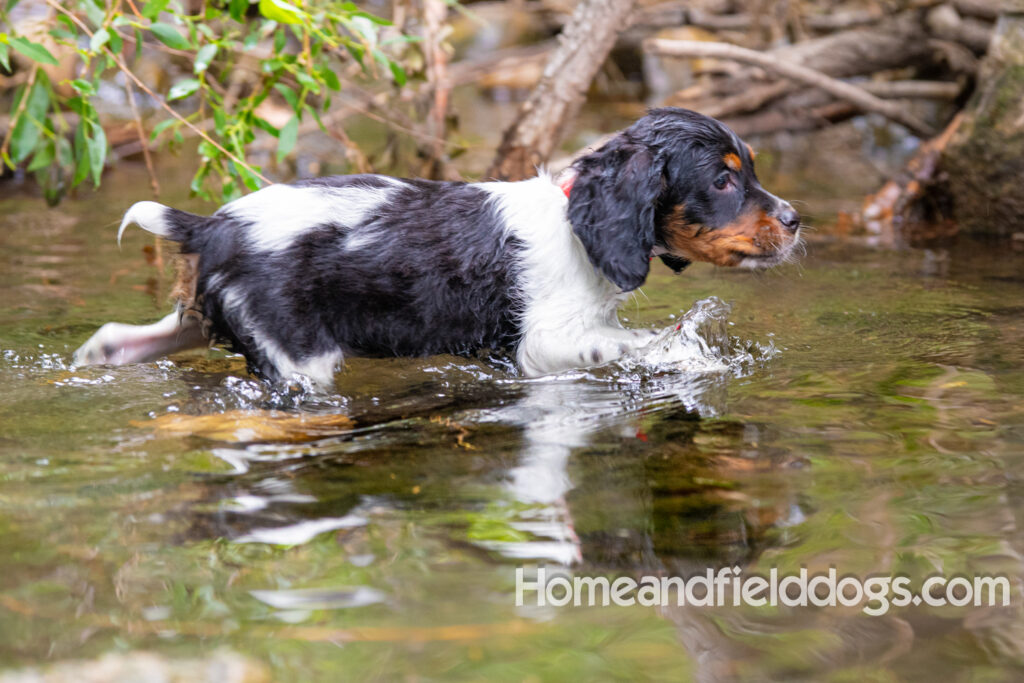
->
[[713, 172, 731, 190]]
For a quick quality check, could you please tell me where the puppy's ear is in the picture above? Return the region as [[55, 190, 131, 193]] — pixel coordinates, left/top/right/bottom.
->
[[659, 254, 691, 273], [568, 143, 663, 292]]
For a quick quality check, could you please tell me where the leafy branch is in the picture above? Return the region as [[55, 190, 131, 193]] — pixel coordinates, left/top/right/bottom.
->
[[0, 0, 419, 204]]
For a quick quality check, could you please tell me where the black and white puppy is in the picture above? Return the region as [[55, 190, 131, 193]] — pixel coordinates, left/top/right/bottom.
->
[[74, 108, 801, 386]]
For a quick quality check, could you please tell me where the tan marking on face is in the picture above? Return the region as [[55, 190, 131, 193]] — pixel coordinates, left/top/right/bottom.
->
[[744, 143, 756, 160], [723, 153, 742, 172], [662, 204, 794, 267]]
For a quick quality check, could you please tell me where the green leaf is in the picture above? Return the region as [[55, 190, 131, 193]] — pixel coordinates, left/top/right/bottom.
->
[[274, 83, 298, 111], [236, 164, 262, 191], [348, 16, 379, 45], [167, 77, 201, 101], [48, 26, 76, 42], [380, 35, 422, 46], [9, 36, 58, 65], [11, 77, 50, 164], [56, 136, 73, 167], [276, 115, 298, 162], [308, 104, 325, 132], [72, 121, 90, 186], [142, 0, 171, 21], [149, 118, 177, 141], [295, 70, 320, 94], [89, 27, 110, 52], [82, 2, 105, 29], [220, 176, 240, 202], [0, 43, 10, 72], [213, 108, 227, 135], [109, 30, 123, 54], [350, 10, 392, 26], [258, 0, 306, 25], [56, 15, 77, 34], [149, 22, 190, 50], [318, 64, 340, 91], [253, 116, 279, 136], [387, 59, 406, 86], [229, 0, 250, 22], [70, 78, 96, 95], [190, 163, 211, 195], [27, 139, 54, 172], [86, 120, 107, 185], [194, 43, 217, 73], [10, 117, 42, 166]]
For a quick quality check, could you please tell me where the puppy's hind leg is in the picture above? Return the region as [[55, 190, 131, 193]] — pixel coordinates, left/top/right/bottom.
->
[[72, 311, 207, 367]]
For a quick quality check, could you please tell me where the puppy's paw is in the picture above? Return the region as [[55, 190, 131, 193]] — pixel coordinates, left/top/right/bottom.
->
[[72, 323, 133, 367]]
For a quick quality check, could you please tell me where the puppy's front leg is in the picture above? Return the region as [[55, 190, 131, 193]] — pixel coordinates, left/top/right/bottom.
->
[[517, 326, 658, 377]]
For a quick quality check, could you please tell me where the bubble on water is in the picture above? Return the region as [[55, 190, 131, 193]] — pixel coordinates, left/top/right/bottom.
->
[[0, 348, 70, 373]]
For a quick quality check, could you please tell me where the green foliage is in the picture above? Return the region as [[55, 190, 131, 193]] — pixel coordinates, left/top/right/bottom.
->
[[0, 0, 419, 203]]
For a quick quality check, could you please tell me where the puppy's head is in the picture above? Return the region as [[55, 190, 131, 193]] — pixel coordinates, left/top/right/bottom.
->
[[567, 107, 801, 291]]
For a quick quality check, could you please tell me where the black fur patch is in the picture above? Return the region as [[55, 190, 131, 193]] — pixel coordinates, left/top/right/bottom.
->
[[165, 178, 523, 380]]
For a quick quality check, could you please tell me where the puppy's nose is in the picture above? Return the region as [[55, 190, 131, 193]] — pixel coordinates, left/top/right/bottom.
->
[[777, 205, 800, 233]]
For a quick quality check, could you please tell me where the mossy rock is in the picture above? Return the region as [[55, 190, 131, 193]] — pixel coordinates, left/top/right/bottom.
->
[[943, 14, 1024, 237]]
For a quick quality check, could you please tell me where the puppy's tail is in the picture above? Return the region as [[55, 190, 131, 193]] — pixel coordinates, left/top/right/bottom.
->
[[117, 201, 208, 248]]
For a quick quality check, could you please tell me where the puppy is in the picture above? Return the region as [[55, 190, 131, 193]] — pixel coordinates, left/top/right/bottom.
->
[[74, 108, 800, 386]]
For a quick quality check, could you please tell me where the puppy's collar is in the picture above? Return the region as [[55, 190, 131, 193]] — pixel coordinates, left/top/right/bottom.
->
[[559, 175, 575, 198], [554, 168, 577, 199]]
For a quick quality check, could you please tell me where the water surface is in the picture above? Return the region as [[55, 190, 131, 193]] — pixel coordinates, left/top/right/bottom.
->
[[1, 165, 1024, 681]]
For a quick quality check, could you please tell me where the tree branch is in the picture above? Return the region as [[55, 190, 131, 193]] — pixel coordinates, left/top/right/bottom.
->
[[486, 0, 638, 181]]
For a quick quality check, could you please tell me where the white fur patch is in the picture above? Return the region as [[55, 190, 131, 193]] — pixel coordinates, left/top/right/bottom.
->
[[221, 181, 401, 252], [118, 201, 171, 246], [478, 175, 632, 376]]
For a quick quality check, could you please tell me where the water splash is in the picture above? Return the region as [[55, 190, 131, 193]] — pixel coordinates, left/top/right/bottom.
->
[[622, 296, 776, 375]]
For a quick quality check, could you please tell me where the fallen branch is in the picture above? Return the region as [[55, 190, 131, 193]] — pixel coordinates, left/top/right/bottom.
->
[[859, 79, 963, 99], [683, 7, 885, 33], [927, 4, 994, 52], [860, 112, 964, 244], [645, 39, 938, 136]]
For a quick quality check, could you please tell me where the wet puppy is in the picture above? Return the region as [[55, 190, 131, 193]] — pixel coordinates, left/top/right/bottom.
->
[[74, 108, 801, 386]]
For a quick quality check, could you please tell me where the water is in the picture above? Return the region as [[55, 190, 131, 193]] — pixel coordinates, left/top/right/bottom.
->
[[2, 164, 1024, 681]]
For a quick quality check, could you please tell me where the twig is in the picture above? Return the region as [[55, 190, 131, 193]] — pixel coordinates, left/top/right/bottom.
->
[[123, 80, 160, 197], [419, 0, 453, 178], [43, 0, 273, 185], [645, 39, 937, 137]]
